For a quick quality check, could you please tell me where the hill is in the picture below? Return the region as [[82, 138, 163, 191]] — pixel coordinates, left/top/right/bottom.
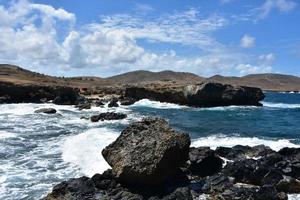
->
[[208, 74, 300, 92], [107, 70, 204, 84], [1, 64, 300, 92]]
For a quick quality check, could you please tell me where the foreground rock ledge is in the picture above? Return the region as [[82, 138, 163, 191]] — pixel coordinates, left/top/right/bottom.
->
[[125, 82, 265, 107], [102, 117, 191, 185], [43, 118, 300, 200]]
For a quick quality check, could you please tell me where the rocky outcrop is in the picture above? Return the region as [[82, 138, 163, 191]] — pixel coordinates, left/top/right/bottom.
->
[[44, 119, 300, 200], [34, 108, 57, 114], [188, 147, 223, 177], [125, 82, 265, 107], [0, 81, 80, 104], [102, 117, 191, 185], [119, 97, 137, 106], [108, 98, 119, 107], [75, 102, 91, 110], [90, 112, 127, 122]]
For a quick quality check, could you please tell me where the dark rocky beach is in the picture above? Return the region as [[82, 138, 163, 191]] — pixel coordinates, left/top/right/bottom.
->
[[43, 117, 300, 200]]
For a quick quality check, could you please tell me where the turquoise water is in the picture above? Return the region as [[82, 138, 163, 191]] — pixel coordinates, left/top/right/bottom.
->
[[0, 92, 300, 199]]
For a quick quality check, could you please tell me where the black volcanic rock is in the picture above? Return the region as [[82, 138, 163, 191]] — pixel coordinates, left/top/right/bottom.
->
[[34, 108, 57, 114], [90, 112, 127, 122], [75, 102, 91, 110], [102, 117, 191, 185], [0, 82, 80, 104], [119, 97, 137, 106], [215, 145, 274, 160], [188, 147, 223, 177], [125, 82, 265, 107], [108, 98, 119, 107]]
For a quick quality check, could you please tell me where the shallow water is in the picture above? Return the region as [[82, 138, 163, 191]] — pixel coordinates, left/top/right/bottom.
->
[[0, 92, 300, 199]]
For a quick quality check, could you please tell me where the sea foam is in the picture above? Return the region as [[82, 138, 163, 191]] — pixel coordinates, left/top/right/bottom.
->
[[62, 128, 118, 177], [0, 131, 16, 139], [131, 99, 187, 109], [263, 102, 300, 109], [191, 135, 300, 151]]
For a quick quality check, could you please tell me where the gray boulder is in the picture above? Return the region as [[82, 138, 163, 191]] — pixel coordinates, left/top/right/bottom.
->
[[102, 117, 191, 185]]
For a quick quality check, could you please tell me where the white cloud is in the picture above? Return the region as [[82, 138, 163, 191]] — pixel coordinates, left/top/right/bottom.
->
[[257, 0, 296, 19], [0, 0, 274, 77], [259, 53, 276, 65], [89, 9, 227, 50], [240, 34, 255, 48]]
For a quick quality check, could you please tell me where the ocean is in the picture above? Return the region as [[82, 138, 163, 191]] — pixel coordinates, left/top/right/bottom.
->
[[0, 92, 300, 199]]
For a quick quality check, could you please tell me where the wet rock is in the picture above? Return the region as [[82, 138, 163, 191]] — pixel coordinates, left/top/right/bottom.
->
[[108, 98, 119, 107], [120, 97, 137, 106], [93, 100, 104, 107], [188, 147, 223, 177], [34, 108, 57, 114], [90, 112, 127, 122], [215, 145, 274, 160], [201, 174, 234, 194], [102, 117, 191, 185], [223, 158, 261, 185], [76, 102, 91, 110], [276, 176, 300, 193]]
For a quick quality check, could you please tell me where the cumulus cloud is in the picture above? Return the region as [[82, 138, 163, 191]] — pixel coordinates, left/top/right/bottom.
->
[[240, 34, 255, 48], [0, 0, 275, 77]]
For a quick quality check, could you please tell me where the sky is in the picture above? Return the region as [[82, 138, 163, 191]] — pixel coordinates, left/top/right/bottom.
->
[[0, 0, 299, 77]]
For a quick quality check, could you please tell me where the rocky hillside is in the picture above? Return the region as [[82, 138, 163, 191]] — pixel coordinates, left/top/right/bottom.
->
[[107, 70, 204, 84], [1, 64, 300, 91], [208, 74, 300, 92]]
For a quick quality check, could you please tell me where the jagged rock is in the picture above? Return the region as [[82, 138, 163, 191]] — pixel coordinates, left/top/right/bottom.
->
[[125, 82, 265, 107], [93, 100, 104, 107], [107, 98, 119, 107], [90, 112, 127, 122], [216, 145, 274, 160], [276, 176, 300, 193], [0, 82, 79, 104], [43, 169, 193, 200], [34, 108, 57, 114], [76, 102, 91, 110], [223, 158, 261, 185], [102, 117, 191, 185], [188, 147, 223, 177], [120, 97, 137, 106], [201, 174, 234, 194]]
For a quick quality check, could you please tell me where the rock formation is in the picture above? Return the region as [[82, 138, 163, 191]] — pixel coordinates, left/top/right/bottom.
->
[[90, 112, 127, 122], [43, 119, 300, 200], [0, 82, 79, 104], [125, 82, 265, 107], [102, 117, 191, 185], [34, 108, 57, 114]]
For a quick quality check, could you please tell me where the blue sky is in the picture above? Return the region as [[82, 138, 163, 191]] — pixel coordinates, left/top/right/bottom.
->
[[0, 0, 299, 77]]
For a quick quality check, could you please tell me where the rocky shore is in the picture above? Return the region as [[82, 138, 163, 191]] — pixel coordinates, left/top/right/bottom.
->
[[0, 81, 265, 108], [43, 118, 300, 200]]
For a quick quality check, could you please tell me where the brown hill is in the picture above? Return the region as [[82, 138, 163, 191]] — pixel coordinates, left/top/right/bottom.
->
[[1, 64, 300, 91], [107, 70, 204, 84], [208, 74, 300, 92]]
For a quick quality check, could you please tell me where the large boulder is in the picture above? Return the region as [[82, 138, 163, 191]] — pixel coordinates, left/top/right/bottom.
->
[[102, 117, 191, 185], [125, 82, 265, 107]]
